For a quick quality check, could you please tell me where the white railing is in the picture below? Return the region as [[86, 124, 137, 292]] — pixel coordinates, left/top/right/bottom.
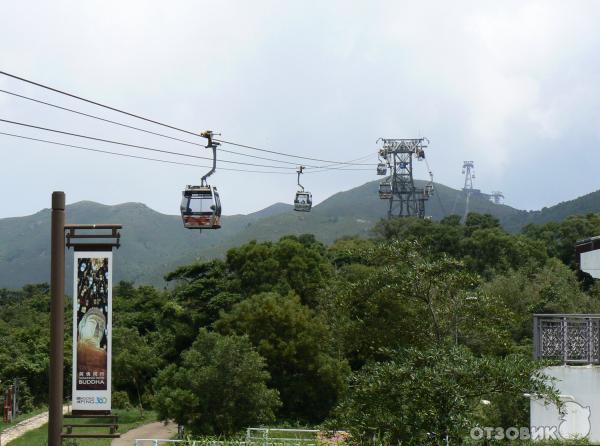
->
[[133, 440, 246, 446], [134, 427, 319, 446], [135, 428, 321, 446], [246, 428, 319, 446]]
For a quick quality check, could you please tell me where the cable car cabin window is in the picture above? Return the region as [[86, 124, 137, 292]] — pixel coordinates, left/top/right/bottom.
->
[[181, 188, 221, 229], [213, 191, 222, 216], [294, 192, 312, 212]]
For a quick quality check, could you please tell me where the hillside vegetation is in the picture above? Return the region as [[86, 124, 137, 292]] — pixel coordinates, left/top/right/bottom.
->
[[3, 212, 600, 444], [1, 179, 600, 289]]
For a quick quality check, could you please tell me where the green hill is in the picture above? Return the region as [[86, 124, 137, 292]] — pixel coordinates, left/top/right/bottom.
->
[[1, 179, 599, 289]]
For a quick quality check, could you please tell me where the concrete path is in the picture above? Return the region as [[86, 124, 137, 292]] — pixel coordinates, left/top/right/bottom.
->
[[111, 420, 177, 446], [1, 405, 69, 444]]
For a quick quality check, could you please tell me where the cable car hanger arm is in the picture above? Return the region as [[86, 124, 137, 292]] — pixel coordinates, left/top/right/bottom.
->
[[297, 165, 305, 192], [200, 130, 220, 185]]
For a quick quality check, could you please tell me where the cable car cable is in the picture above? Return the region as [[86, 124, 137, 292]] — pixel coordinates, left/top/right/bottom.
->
[[0, 131, 292, 174], [0, 70, 202, 138], [0, 70, 372, 167], [0, 88, 324, 168], [0, 118, 300, 170], [213, 138, 372, 166]]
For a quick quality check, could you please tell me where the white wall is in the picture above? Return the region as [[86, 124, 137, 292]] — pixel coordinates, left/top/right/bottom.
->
[[531, 366, 600, 442], [581, 250, 600, 278]]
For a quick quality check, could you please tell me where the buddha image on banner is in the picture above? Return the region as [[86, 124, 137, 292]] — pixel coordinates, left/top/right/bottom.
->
[[75, 256, 110, 391]]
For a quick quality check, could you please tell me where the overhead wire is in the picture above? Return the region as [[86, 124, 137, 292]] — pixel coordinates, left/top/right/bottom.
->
[[0, 118, 300, 170], [0, 70, 373, 167], [0, 131, 292, 174], [0, 131, 369, 176], [423, 156, 446, 215], [0, 70, 201, 138], [0, 88, 324, 168], [213, 137, 372, 166]]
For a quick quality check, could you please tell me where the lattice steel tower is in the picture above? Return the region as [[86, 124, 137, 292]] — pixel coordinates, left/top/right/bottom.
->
[[462, 161, 475, 191], [378, 138, 431, 218], [461, 161, 476, 222]]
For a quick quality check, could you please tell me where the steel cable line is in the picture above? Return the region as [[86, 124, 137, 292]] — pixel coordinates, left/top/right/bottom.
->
[[0, 70, 372, 166], [0, 70, 202, 138], [0, 118, 300, 170], [0, 132, 293, 174], [213, 137, 372, 166], [307, 152, 376, 170], [0, 88, 325, 168], [423, 157, 446, 215]]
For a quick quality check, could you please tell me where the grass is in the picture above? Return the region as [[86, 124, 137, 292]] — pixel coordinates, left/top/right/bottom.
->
[[5, 408, 156, 446], [0, 406, 48, 431]]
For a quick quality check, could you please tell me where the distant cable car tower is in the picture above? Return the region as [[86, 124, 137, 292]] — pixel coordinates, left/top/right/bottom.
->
[[490, 191, 504, 205], [377, 138, 431, 219], [461, 161, 475, 222], [462, 161, 475, 192]]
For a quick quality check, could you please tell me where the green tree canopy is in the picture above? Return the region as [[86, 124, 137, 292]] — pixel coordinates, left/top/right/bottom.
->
[[215, 292, 348, 422], [153, 329, 280, 435], [333, 345, 559, 446]]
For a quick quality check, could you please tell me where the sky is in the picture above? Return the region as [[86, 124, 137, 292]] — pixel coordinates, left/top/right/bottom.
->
[[1, 0, 600, 218]]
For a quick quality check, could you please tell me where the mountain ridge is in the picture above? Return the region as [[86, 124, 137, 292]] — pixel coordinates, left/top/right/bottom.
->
[[1, 179, 599, 289]]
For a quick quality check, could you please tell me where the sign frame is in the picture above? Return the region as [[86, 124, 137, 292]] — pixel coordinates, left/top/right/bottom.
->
[[71, 250, 113, 414]]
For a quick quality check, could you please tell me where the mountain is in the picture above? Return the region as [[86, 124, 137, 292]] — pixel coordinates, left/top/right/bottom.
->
[[1, 180, 599, 289]]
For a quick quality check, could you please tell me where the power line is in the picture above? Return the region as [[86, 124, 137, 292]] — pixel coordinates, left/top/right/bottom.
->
[[0, 118, 298, 170], [0, 131, 292, 174], [0, 88, 323, 168], [0, 70, 372, 166]]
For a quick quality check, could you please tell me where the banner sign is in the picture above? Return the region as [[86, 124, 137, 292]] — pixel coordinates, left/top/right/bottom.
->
[[72, 251, 112, 412]]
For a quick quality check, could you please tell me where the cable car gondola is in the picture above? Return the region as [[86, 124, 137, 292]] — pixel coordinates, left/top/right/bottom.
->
[[378, 181, 392, 199], [377, 162, 387, 176], [181, 185, 222, 229], [424, 183, 434, 198], [294, 166, 312, 212], [180, 130, 222, 230]]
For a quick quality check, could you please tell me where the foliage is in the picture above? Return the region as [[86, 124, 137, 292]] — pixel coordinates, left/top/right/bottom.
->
[[4, 212, 600, 437], [321, 239, 516, 367], [523, 213, 600, 268], [332, 345, 559, 446], [373, 214, 548, 276], [112, 326, 162, 409], [112, 390, 132, 409], [215, 292, 349, 422], [153, 329, 281, 435], [225, 236, 331, 306]]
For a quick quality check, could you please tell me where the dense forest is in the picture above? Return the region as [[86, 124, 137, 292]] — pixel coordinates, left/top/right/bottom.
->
[[2, 212, 600, 444]]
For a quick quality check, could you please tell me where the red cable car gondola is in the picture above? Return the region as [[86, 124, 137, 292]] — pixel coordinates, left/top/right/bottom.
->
[[180, 131, 222, 230]]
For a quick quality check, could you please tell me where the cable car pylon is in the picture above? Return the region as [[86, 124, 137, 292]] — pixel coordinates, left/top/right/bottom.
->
[[180, 130, 222, 230], [293, 166, 312, 212], [376, 137, 432, 218]]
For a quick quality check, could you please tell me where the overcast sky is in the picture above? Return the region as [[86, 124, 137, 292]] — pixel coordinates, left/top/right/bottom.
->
[[1, 1, 599, 218]]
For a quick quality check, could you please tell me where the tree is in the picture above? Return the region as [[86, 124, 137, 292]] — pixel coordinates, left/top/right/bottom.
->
[[481, 259, 600, 346], [215, 292, 348, 422], [523, 213, 600, 268], [372, 214, 549, 276], [333, 345, 559, 446], [321, 240, 515, 365], [226, 237, 331, 306], [153, 329, 280, 435], [113, 327, 163, 412]]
